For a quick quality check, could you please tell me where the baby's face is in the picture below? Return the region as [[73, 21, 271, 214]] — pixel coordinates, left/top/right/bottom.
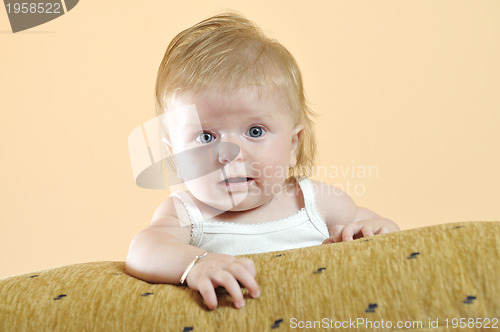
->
[[165, 86, 302, 213]]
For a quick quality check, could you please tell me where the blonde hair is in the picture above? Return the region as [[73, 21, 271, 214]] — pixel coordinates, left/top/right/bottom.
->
[[155, 12, 316, 178]]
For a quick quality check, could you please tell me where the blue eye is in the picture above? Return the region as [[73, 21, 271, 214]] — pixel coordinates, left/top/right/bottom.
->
[[196, 132, 215, 144], [247, 126, 265, 138]]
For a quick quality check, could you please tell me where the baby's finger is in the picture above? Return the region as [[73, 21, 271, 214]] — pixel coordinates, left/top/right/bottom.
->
[[212, 271, 246, 309], [236, 257, 256, 277], [322, 237, 335, 244], [375, 226, 389, 235], [332, 224, 346, 242], [197, 279, 218, 310], [361, 225, 374, 238], [341, 223, 363, 241], [230, 263, 260, 299]]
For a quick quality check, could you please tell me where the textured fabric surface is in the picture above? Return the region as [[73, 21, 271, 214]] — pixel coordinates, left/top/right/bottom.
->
[[0, 222, 499, 331]]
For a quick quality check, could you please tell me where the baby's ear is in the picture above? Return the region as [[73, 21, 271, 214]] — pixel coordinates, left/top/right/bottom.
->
[[289, 124, 304, 167], [162, 136, 174, 155], [162, 136, 182, 179]]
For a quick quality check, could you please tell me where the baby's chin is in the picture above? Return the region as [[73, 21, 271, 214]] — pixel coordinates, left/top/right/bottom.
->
[[191, 191, 270, 216], [206, 197, 263, 214], [222, 201, 263, 212]]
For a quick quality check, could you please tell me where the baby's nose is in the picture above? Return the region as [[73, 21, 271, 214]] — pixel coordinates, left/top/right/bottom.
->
[[217, 142, 241, 164]]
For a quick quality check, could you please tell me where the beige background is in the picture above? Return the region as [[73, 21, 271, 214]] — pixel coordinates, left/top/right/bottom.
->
[[1, 1, 499, 279]]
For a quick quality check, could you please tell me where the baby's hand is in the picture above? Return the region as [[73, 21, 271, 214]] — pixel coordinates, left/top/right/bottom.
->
[[186, 253, 260, 310], [322, 221, 391, 244]]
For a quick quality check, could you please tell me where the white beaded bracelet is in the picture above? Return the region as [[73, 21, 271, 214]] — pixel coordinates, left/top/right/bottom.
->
[[179, 252, 208, 285]]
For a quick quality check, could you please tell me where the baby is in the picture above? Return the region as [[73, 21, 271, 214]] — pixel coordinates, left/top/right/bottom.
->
[[126, 12, 399, 310]]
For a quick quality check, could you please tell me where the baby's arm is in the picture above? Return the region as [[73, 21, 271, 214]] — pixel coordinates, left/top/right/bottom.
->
[[125, 198, 260, 309], [314, 181, 400, 243]]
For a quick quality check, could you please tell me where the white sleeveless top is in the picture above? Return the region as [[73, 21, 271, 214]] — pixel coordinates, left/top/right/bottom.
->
[[170, 177, 330, 255]]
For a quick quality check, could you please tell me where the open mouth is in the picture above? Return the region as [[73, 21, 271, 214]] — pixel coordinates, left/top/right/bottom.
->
[[223, 177, 253, 184]]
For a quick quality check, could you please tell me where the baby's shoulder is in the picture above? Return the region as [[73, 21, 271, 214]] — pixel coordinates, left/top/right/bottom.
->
[[307, 179, 357, 225], [150, 194, 191, 228]]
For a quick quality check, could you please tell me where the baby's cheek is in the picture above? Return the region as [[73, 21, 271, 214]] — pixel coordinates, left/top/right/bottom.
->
[[184, 174, 216, 197]]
